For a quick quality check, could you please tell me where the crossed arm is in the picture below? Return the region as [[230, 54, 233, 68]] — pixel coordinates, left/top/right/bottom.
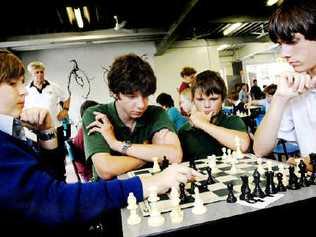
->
[[88, 112, 182, 180]]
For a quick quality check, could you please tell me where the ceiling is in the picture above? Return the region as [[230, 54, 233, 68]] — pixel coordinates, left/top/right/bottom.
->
[[0, 0, 280, 54]]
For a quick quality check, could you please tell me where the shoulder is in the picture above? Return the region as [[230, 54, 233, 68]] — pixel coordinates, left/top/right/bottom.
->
[[82, 104, 109, 123]]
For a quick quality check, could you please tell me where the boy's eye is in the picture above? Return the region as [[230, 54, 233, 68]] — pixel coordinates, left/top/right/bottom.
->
[[9, 82, 17, 86]]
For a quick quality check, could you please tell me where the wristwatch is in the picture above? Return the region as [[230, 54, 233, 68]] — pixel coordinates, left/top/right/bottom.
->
[[121, 140, 132, 154], [37, 129, 57, 141]]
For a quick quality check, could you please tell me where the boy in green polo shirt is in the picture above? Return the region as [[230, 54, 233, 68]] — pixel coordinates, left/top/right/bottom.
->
[[82, 54, 182, 180], [178, 70, 250, 161]]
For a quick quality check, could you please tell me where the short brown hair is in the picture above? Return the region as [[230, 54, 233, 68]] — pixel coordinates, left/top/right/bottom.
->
[[0, 49, 25, 83], [180, 67, 196, 78], [191, 70, 227, 100], [264, 84, 277, 95]]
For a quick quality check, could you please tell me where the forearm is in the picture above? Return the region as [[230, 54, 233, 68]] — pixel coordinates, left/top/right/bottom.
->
[[200, 123, 250, 152], [253, 95, 289, 156], [110, 140, 182, 163], [92, 153, 146, 180]]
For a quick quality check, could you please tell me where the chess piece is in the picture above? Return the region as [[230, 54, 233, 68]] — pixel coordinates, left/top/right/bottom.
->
[[206, 167, 216, 184], [230, 158, 238, 174], [308, 153, 316, 185], [267, 160, 273, 171], [240, 176, 254, 202], [160, 156, 169, 170], [298, 160, 310, 187], [252, 169, 265, 198], [152, 157, 161, 173], [189, 159, 197, 170], [276, 172, 287, 192], [226, 183, 237, 203], [127, 192, 141, 225], [179, 182, 194, 204], [147, 187, 165, 227], [221, 147, 227, 159], [287, 165, 301, 190], [264, 171, 277, 195], [169, 187, 183, 223], [192, 187, 207, 215], [208, 155, 219, 173], [234, 136, 243, 159]]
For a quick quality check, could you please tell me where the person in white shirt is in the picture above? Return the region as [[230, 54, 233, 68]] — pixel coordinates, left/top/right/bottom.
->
[[254, 0, 316, 171], [24, 61, 70, 180]]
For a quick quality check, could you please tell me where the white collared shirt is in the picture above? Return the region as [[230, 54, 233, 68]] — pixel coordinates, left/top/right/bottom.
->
[[0, 114, 14, 136], [24, 80, 67, 127], [278, 90, 316, 156]]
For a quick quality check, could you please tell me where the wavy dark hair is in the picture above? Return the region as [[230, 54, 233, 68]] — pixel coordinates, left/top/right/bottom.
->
[[269, 0, 316, 43], [191, 70, 227, 100], [0, 49, 25, 83], [107, 54, 156, 97]]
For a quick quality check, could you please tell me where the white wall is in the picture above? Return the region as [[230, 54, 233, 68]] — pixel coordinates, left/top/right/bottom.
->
[[20, 41, 156, 126], [154, 40, 221, 105]]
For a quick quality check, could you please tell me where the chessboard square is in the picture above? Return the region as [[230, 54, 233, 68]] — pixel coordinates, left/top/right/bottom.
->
[[200, 191, 219, 203], [207, 182, 227, 191], [195, 160, 205, 165], [212, 188, 236, 197], [213, 171, 228, 177], [216, 175, 239, 183], [157, 200, 173, 213], [218, 166, 232, 171], [223, 179, 242, 186], [216, 163, 231, 168]]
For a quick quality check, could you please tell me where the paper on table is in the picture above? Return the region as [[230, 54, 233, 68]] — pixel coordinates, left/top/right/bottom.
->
[[237, 193, 284, 209]]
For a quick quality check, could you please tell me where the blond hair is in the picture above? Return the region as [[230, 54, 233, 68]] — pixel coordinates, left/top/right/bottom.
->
[[27, 61, 45, 73]]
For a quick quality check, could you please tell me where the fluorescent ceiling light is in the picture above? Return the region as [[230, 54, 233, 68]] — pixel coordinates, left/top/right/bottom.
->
[[223, 23, 243, 36], [74, 8, 84, 28], [83, 6, 90, 24], [266, 0, 279, 6], [217, 44, 230, 51], [66, 7, 75, 25]]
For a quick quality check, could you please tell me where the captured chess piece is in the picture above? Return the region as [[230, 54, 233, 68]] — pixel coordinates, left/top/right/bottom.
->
[[287, 166, 301, 190], [252, 169, 265, 198], [161, 156, 169, 171], [298, 160, 310, 187], [127, 192, 141, 225], [226, 183, 237, 203], [276, 172, 287, 192]]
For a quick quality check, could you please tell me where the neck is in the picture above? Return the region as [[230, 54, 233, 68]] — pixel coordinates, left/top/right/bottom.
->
[[115, 103, 136, 129], [308, 67, 316, 88], [33, 80, 44, 89]]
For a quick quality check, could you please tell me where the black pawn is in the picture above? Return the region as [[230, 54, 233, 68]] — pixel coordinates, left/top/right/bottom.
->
[[206, 167, 216, 184], [276, 172, 287, 192], [189, 182, 195, 194], [308, 153, 316, 185], [287, 166, 301, 190], [161, 156, 169, 170], [226, 183, 237, 203], [179, 183, 187, 203], [252, 169, 265, 198], [298, 160, 309, 187]]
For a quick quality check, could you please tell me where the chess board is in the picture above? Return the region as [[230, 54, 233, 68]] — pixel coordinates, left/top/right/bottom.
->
[[127, 154, 290, 217]]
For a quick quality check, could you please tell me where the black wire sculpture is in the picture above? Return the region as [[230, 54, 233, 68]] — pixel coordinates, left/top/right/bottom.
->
[[67, 59, 92, 99]]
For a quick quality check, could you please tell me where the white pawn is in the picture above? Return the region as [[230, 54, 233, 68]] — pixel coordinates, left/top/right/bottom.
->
[[148, 187, 165, 227], [227, 149, 232, 159], [192, 187, 207, 215], [230, 158, 238, 174], [221, 147, 227, 159], [207, 155, 219, 173], [127, 192, 141, 225], [169, 187, 183, 223], [152, 157, 161, 173]]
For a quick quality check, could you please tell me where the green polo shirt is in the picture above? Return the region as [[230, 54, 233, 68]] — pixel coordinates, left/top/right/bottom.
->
[[178, 111, 247, 161], [82, 102, 176, 165]]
